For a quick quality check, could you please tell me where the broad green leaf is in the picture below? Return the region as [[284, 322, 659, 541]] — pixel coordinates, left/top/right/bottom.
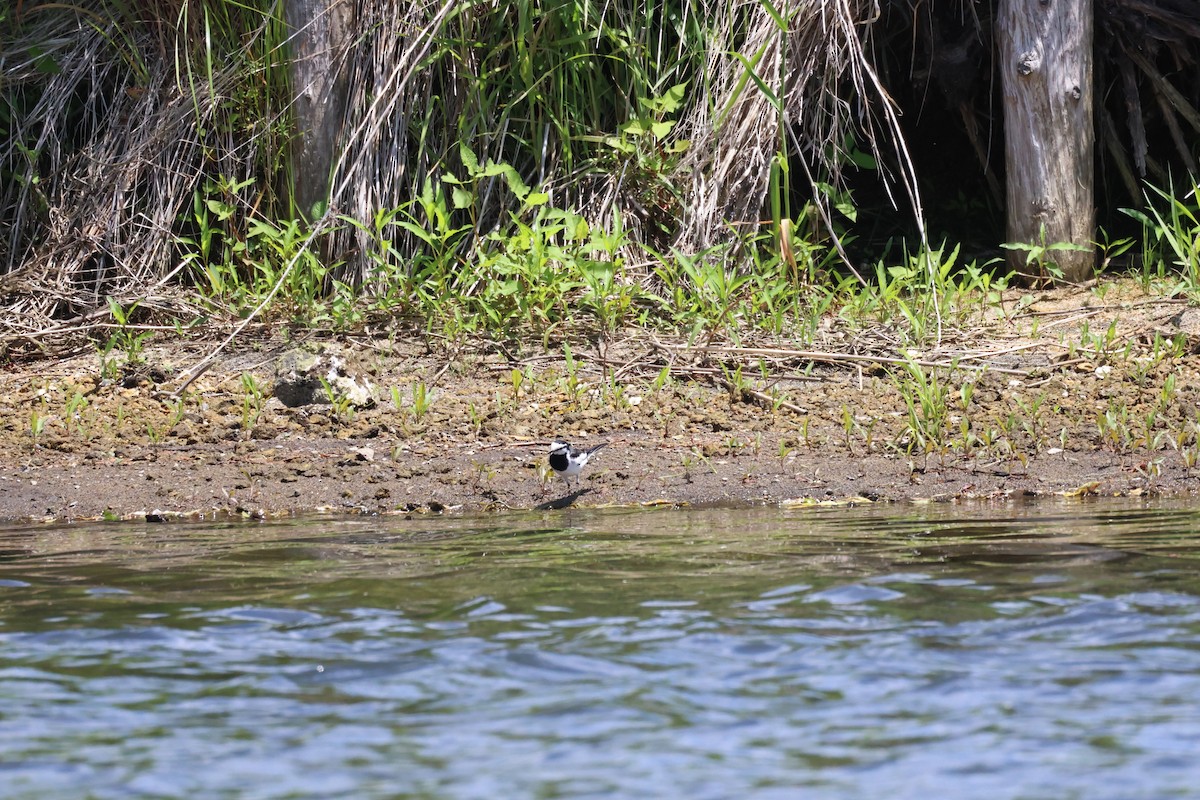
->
[[395, 220, 435, 246], [604, 135, 635, 153], [650, 120, 674, 140], [660, 82, 688, 114], [835, 198, 857, 222], [848, 148, 877, 170], [459, 143, 480, 175], [621, 119, 650, 137], [500, 165, 530, 199], [451, 185, 473, 209], [205, 199, 233, 220]]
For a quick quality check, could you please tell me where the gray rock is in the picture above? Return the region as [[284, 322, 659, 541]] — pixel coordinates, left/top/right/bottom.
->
[[273, 347, 376, 408]]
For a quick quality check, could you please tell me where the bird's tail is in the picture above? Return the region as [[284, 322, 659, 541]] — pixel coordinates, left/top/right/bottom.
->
[[585, 442, 609, 456]]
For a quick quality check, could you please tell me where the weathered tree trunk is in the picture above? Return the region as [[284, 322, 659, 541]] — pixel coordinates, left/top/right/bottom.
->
[[998, 0, 1095, 282], [286, 0, 354, 221]]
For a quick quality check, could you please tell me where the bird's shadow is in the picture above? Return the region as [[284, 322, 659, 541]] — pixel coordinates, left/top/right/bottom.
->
[[535, 488, 593, 510]]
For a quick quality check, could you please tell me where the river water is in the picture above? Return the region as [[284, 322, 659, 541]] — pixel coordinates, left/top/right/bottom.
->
[[1, 502, 1199, 798]]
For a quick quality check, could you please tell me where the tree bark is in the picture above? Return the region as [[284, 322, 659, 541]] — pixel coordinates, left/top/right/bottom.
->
[[998, 0, 1095, 282], [286, 0, 354, 221]]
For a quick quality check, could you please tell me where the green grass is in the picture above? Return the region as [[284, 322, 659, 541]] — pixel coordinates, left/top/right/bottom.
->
[[1124, 179, 1200, 298], [169, 174, 1200, 352]]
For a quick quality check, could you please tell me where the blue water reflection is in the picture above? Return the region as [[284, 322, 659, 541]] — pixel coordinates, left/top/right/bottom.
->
[[1, 503, 1199, 798]]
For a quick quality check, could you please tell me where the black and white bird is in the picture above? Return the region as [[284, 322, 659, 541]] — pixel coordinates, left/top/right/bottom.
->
[[548, 439, 608, 491]]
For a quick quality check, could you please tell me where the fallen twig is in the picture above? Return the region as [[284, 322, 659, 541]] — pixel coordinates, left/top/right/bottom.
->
[[654, 339, 1033, 376]]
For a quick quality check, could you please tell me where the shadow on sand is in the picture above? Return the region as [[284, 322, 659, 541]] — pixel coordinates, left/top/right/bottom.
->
[[534, 488, 594, 510]]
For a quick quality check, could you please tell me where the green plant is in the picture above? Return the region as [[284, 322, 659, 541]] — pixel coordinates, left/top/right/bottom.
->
[[467, 402, 483, 437], [643, 243, 729, 338], [1134, 457, 1164, 484], [799, 416, 812, 449], [679, 448, 715, 483], [602, 373, 631, 410], [108, 298, 151, 361], [1158, 372, 1179, 416], [651, 366, 673, 394], [1097, 402, 1134, 456], [29, 405, 46, 441], [349, 182, 472, 319], [167, 396, 188, 431], [1049, 427, 1069, 459], [1168, 420, 1200, 475], [891, 355, 951, 468], [1001, 224, 1091, 281], [64, 391, 91, 438], [95, 298, 154, 381], [319, 376, 354, 424], [411, 380, 431, 421], [466, 206, 585, 332], [1094, 228, 1136, 273], [721, 362, 750, 404], [179, 175, 257, 299], [181, 176, 339, 323], [594, 84, 691, 246], [1074, 319, 1126, 364], [580, 220, 638, 337], [1015, 392, 1048, 452], [959, 378, 977, 411], [445, 143, 548, 222], [240, 372, 265, 432], [472, 460, 497, 485], [562, 343, 582, 404], [880, 244, 956, 342], [509, 368, 525, 404], [1124, 180, 1200, 293]]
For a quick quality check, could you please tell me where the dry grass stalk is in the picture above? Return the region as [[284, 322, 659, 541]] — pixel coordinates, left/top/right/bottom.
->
[[1, 1, 280, 350], [322, 0, 462, 283], [673, 0, 925, 259]]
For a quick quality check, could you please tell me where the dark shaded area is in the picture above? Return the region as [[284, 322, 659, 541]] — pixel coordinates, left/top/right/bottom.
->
[[837, 0, 1200, 270]]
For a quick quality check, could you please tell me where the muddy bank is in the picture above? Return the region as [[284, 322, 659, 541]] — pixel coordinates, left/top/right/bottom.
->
[[4, 435, 1187, 524], [4, 282, 1199, 522]]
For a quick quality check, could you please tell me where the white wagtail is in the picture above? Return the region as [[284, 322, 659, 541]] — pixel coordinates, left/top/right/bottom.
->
[[548, 439, 608, 491]]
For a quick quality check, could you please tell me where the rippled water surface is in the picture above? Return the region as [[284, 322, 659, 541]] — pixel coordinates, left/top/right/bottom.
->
[[3, 502, 1200, 798]]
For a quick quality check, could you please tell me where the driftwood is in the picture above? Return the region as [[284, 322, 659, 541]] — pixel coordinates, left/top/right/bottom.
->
[[998, 0, 1095, 282]]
